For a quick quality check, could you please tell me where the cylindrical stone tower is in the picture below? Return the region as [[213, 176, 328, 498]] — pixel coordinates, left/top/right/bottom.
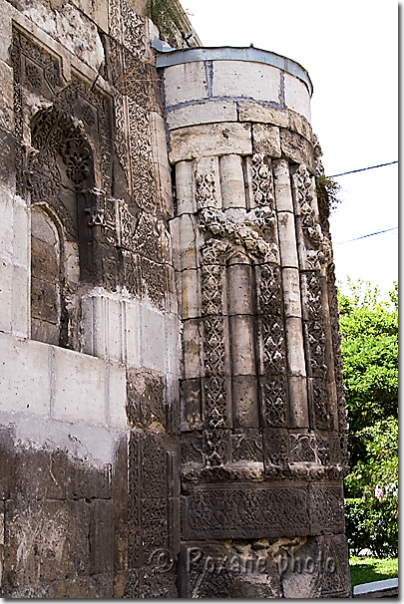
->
[[158, 47, 350, 598]]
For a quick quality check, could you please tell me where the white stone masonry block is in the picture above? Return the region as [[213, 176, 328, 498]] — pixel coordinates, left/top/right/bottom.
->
[[0, 2, 12, 64], [252, 124, 281, 158], [105, 296, 123, 362], [175, 161, 196, 215], [288, 110, 312, 142], [0, 259, 12, 334], [166, 101, 238, 130], [284, 72, 311, 123], [282, 267, 302, 318], [289, 375, 309, 429], [70, 0, 109, 32], [11, 264, 29, 339], [219, 154, 246, 210], [230, 315, 256, 376], [164, 312, 181, 376], [179, 268, 200, 320], [273, 159, 294, 213], [107, 362, 127, 430], [0, 333, 50, 417], [164, 62, 208, 107], [123, 298, 141, 368], [53, 345, 106, 425], [140, 302, 165, 372], [13, 195, 29, 268], [0, 185, 14, 261], [212, 61, 280, 104], [227, 263, 253, 316], [169, 123, 252, 164], [285, 316, 306, 377], [178, 214, 198, 270], [182, 319, 202, 380], [238, 102, 289, 128], [277, 211, 299, 268]]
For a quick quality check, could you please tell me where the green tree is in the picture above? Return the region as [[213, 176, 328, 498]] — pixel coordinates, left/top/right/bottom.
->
[[340, 280, 398, 556], [338, 279, 398, 471]]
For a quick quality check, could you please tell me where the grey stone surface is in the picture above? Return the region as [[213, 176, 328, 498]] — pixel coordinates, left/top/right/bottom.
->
[[0, 0, 349, 597]]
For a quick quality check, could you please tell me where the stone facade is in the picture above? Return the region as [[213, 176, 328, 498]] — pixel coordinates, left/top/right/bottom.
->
[[0, 0, 350, 598], [161, 47, 350, 598]]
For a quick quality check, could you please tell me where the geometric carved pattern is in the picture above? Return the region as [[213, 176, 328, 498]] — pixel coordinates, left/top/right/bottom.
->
[[201, 244, 227, 466], [29, 105, 93, 202], [304, 273, 327, 378], [293, 164, 331, 270], [257, 264, 282, 315], [289, 433, 317, 463], [326, 265, 349, 470], [302, 271, 330, 430], [12, 30, 111, 203], [319, 534, 351, 597], [251, 153, 275, 207], [129, 432, 172, 566], [128, 99, 154, 213], [261, 316, 286, 374], [183, 486, 310, 540], [201, 265, 223, 316], [257, 264, 288, 427], [309, 484, 345, 534], [263, 428, 288, 468], [195, 172, 217, 210], [263, 378, 287, 427], [231, 431, 263, 463]]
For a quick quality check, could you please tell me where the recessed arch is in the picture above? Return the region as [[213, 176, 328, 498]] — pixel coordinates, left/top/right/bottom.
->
[[30, 203, 63, 345]]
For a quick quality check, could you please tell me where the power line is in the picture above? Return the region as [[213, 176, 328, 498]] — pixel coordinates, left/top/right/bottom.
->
[[328, 161, 398, 178], [335, 226, 398, 245]]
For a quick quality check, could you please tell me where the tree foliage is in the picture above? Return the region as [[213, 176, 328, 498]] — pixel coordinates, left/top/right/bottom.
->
[[338, 279, 398, 468], [340, 279, 398, 556]]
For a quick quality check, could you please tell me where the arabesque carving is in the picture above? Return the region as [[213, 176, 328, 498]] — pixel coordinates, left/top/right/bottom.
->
[[199, 208, 278, 262], [251, 152, 275, 207], [293, 164, 331, 270]]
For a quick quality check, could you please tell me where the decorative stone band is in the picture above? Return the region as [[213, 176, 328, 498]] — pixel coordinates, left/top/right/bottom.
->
[[181, 482, 345, 540]]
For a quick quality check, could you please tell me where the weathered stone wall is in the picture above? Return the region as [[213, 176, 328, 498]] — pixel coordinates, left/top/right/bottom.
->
[[0, 0, 350, 598], [159, 48, 351, 598], [0, 0, 187, 597]]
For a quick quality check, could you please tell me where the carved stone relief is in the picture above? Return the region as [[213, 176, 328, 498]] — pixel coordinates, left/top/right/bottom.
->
[[183, 485, 310, 540], [293, 164, 331, 271], [300, 271, 330, 430], [251, 152, 275, 208]]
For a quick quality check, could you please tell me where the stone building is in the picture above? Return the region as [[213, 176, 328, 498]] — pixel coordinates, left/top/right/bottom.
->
[[0, 0, 351, 597]]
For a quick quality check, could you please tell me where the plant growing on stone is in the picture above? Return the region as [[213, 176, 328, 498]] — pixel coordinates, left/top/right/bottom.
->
[[316, 174, 342, 214], [147, 0, 185, 40]]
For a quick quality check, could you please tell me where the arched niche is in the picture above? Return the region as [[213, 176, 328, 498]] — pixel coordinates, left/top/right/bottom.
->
[[28, 103, 94, 347], [30, 204, 62, 345], [28, 103, 95, 241], [25, 102, 95, 349]]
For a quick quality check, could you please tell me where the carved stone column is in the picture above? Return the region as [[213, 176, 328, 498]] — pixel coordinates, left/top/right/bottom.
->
[[160, 47, 350, 598]]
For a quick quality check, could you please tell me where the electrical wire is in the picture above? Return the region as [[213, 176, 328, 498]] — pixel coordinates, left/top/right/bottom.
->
[[328, 161, 398, 178], [335, 227, 398, 245]]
